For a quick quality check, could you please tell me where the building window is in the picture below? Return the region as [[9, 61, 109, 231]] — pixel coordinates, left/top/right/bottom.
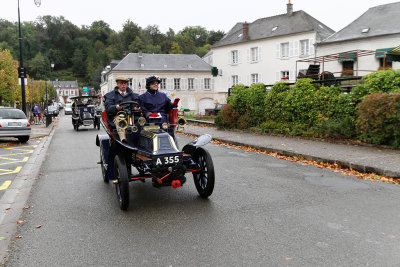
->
[[300, 40, 309, 56], [232, 75, 239, 86], [204, 78, 210, 90], [281, 71, 289, 81], [251, 47, 259, 62], [251, 73, 259, 84], [281, 42, 289, 58], [70, 90, 75, 96], [174, 78, 180, 90], [65, 91, 68, 96], [188, 78, 194, 90], [231, 50, 238, 64], [379, 58, 393, 69], [342, 61, 354, 76], [59, 90, 62, 95], [160, 78, 166, 89]]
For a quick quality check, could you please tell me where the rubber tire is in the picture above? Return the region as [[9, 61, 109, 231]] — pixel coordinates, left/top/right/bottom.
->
[[100, 155, 109, 183], [114, 155, 130, 210], [192, 147, 215, 198], [18, 136, 29, 143]]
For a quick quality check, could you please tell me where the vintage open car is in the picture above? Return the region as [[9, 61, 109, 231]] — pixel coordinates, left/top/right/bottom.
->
[[71, 96, 102, 131], [96, 100, 215, 210]]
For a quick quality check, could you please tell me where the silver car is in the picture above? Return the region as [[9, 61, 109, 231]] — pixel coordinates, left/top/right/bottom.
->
[[0, 108, 31, 143]]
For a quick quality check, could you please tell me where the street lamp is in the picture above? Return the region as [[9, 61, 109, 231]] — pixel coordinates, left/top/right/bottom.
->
[[17, 0, 41, 115]]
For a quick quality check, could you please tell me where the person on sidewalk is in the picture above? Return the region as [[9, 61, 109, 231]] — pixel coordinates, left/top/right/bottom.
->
[[104, 76, 139, 129], [138, 76, 174, 123], [33, 103, 41, 125]]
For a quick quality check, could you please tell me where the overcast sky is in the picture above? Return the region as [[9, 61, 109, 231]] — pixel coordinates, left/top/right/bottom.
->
[[1, 0, 398, 34]]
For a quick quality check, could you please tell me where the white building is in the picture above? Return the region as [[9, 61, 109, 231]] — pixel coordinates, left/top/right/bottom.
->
[[315, 2, 400, 76], [206, 2, 334, 95], [100, 53, 221, 115], [51, 80, 79, 104]]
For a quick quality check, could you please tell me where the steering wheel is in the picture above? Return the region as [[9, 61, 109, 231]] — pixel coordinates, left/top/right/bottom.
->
[[118, 101, 140, 113]]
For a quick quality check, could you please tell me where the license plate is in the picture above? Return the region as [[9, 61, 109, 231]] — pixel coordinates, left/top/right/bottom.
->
[[8, 122, 21, 126], [153, 155, 182, 166]]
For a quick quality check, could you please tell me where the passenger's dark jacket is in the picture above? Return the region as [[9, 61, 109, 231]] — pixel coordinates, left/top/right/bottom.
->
[[138, 90, 173, 123], [104, 86, 139, 128]]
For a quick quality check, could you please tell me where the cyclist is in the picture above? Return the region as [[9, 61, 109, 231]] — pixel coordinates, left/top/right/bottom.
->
[[33, 103, 41, 125]]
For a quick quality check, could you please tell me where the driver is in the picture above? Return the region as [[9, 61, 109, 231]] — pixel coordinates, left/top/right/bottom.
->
[[104, 76, 139, 129]]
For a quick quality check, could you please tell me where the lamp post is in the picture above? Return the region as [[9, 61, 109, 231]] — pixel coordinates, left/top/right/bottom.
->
[[17, 0, 41, 115]]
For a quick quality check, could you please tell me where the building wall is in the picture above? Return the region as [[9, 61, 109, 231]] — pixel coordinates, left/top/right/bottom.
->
[[316, 34, 400, 76], [211, 31, 318, 91], [101, 71, 224, 114]]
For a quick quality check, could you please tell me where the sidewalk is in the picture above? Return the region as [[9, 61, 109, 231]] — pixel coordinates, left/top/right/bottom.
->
[[30, 118, 57, 139], [183, 124, 400, 178]]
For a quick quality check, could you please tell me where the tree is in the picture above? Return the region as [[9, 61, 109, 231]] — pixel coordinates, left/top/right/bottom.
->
[[179, 26, 208, 47], [207, 30, 225, 45], [121, 20, 141, 50], [27, 52, 50, 80], [169, 42, 183, 54], [0, 49, 18, 105]]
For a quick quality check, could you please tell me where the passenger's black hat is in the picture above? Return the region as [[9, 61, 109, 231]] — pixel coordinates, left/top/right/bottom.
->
[[146, 76, 161, 85]]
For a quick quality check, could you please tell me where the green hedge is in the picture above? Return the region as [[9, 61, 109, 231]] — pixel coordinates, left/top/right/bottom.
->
[[215, 69, 400, 148]]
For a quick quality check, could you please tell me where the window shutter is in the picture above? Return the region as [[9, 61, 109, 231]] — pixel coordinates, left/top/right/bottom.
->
[[276, 43, 280, 58], [289, 42, 294, 57], [167, 78, 172, 90], [211, 78, 215, 90], [276, 72, 280, 81], [228, 77, 231, 88], [294, 41, 299, 56], [258, 46, 262, 61], [310, 39, 314, 55], [247, 75, 251, 86], [228, 51, 231, 64], [238, 75, 242, 85], [200, 78, 204, 90], [247, 49, 250, 62], [194, 78, 199, 90], [258, 74, 262, 83], [238, 50, 242, 63]]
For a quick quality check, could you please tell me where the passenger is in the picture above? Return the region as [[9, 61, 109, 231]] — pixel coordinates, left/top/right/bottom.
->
[[104, 76, 139, 129], [139, 76, 173, 123]]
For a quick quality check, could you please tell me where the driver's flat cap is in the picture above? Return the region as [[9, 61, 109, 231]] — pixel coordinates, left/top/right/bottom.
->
[[115, 76, 129, 82]]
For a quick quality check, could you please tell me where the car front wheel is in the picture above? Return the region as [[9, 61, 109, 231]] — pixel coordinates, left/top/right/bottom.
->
[[18, 136, 29, 143]]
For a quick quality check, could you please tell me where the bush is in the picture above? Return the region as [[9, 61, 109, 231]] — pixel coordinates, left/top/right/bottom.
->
[[215, 104, 239, 129], [356, 91, 400, 147]]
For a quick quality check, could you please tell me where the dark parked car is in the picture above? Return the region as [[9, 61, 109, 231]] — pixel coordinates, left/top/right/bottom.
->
[[0, 107, 31, 143], [44, 105, 59, 117]]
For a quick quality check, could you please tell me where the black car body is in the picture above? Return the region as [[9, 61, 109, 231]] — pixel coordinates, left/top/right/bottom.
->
[[71, 96, 101, 131]]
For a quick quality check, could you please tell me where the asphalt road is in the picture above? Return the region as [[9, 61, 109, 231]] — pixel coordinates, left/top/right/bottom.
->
[[4, 115, 400, 266]]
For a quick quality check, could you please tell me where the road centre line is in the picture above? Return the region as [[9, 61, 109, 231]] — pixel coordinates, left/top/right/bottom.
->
[[0, 181, 11, 190]]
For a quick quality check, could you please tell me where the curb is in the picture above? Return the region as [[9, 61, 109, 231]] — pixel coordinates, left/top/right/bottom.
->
[[0, 121, 57, 265], [182, 131, 400, 179]]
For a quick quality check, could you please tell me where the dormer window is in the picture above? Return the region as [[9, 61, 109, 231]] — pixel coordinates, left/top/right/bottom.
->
[[238, 33, 243, 38], [362, 28, 370, 33], [272, 26, 278, 31]]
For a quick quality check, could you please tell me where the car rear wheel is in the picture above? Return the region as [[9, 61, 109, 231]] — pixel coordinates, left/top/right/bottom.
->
[[192, 147, 215, 198], [114, 155, 130, 210], [18, 136, 29, 143], [100, 155, 109, 183]]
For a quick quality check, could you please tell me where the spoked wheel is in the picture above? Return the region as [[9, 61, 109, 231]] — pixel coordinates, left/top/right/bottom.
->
[[192, 147, 215, 198], [100, 155, 108, 183], [114, 155, 130, 210]]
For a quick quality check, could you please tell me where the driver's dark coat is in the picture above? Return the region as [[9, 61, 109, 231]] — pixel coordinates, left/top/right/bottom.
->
[[104, 86, 139, 128]]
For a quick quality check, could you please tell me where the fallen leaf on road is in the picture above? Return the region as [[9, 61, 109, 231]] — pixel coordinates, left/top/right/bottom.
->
[[23, 206, 30, 210], [285, 257, 293, 260], [34, 225, 41, 229], [15, 236, 23, 239], [0, 237, 6, 240], [17, 221, 24, 224]]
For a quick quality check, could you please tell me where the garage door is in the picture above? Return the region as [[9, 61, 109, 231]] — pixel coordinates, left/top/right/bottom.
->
[[198, 98, 214, 115]]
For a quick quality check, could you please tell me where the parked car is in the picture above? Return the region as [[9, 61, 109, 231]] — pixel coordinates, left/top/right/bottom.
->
[[45, 105, 59, 117], [0, 107, 31, 143], [64, 103, 72, 115], [205, 104, 226, 116]]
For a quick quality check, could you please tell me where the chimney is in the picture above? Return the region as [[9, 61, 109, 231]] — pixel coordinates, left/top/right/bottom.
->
[[138, 50, 143, 58], [287, 0, 293, 16], [122, 51, 127, 58], [243, 21, 249, 40]]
